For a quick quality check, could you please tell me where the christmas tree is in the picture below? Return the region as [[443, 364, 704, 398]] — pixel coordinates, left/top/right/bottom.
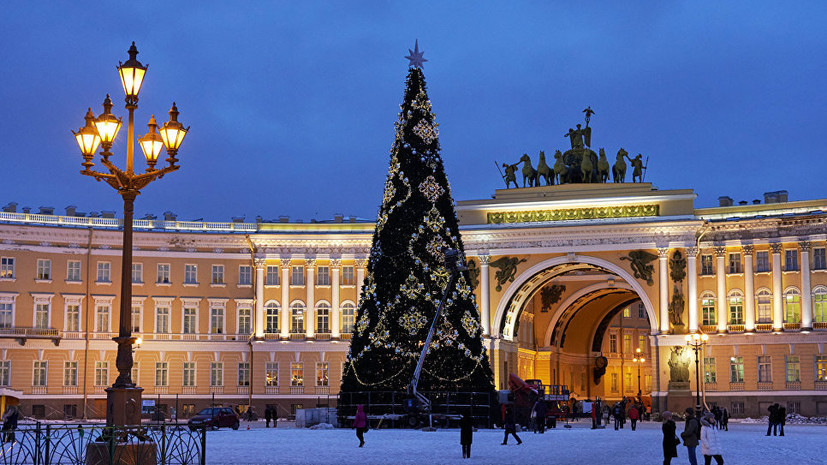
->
[[341, 44, 494, 394]]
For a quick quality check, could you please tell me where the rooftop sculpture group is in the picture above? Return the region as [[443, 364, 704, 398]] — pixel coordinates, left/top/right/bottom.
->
[[498, 107, 648, 188]]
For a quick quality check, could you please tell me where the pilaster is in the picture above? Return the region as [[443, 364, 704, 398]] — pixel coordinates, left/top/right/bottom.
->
[[479, 254, 490, 336], [658, 248, 669, 333], [715, 246, 727, 333], [742, 244, 755, 332], [686, 247, 699, 332], [770, 243, 783, 332]]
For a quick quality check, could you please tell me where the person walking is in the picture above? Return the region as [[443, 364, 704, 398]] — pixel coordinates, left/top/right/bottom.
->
[[264, 406, 272, 428], [661, 411, 679, 465], [501, 406, 522, 445], [700, 412, 724, 464], [628, 405, 639, 431], [603, 404, 610, 426], [353, 404, 367, 447], [460, 413, 473, 458], [680, 408, 701, 465], [612, 403, 622, 431], [534, 399, 546, 434]]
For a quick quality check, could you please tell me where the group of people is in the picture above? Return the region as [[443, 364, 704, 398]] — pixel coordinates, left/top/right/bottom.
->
[[263, 406, 278, 428], [766, 403, 786, 436], [606, 398, 647, 431], [662, 408, 724, 465]]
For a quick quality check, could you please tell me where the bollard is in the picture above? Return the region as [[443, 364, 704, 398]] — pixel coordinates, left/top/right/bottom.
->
[[199, 425, 207, 465], [34, 422, 41, 465]]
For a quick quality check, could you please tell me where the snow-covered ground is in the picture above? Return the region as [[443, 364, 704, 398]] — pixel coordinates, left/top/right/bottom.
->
[[206, 420, 827, 465]]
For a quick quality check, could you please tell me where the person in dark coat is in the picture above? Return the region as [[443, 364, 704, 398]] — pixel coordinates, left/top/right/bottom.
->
[[1, 407, 18, 444], [766, 403, 779, 436], [534, 399, 547, 433], [264, 407, 272, 428], [720, 408, 729, 431], [353, 404, 367, 447], [680, 408, 700, 465], [777, 405, 786, 436], [612, 403, 623, 430], [661, 411, 678, 465], [460, 414, 473, 458], [501, 406, 522, 445]]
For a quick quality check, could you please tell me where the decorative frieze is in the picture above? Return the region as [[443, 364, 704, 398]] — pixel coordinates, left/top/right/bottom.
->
[[487, 204, 659, 224]]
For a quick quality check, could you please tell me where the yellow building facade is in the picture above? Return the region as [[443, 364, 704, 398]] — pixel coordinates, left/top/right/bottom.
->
[[1, 182, 826, 419]]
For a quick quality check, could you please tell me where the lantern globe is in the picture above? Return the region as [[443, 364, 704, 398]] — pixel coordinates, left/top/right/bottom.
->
[[118, 42, 148, 100], [138, 115, 164, 166], [94, 94, 123, 144], [159, 102, 189, 151], [73, 108, 102, 156]]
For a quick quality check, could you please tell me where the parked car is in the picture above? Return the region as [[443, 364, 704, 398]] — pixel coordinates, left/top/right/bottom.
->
[[187, 407, 240, 431]]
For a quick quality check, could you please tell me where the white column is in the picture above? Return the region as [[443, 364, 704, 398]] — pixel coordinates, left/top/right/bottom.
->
[[687, 247, 699, 333], [771, 243, 784, 332], [715, 247, 727, 333], [658, 248, 670, 333], [330, 259, 341, 338], [305, 258, 316, 338], [800, 241, 813, 331], [743, 245, 755, 332], [254, 258, 266, 339], [280, 258, 291, 339], [479, 255, 491, 336], [356, 258, 367, 302]]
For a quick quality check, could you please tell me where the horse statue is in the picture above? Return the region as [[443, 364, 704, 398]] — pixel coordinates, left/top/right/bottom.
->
[[518, 153, 538, 187], [597, 148, 610, 183], [502, 163, 518, 188], [612, 148, 628, 183], [536, 151, 552, 186], [553, 150, 567, 185], [580, 150, 594, 183]]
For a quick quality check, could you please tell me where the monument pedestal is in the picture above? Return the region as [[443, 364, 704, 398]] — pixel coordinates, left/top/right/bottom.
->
[[666, 382, 693, 413], [105, 386, 143, 427], [86, 387, 155, 465]]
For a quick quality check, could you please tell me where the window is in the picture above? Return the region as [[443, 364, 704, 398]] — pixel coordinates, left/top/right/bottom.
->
[[210, 362, 223, 386], [96, 262, 111, 282], [238, 265, 252, 286], [342, 266, 355, 285], [238, 362, 250, 386], [701, 293, 716, 326], [291, 363, 304, 386], [155, 362, 168, 386], [784, 289, 801, 324], [210, 306, 224, 334], [316, 303, 330, 334], [610, 373, 618, 392], [265, 363, 278, 387], [266, 265, 279, 285], [317, 267, 330, 285], [0, 302, 11, 329], [624, 372, 632, 391], [728, 291, 744, 324], [638, 335, 647, 352], [37, 259, 51, 280], [637, 303, 646, 319], [95, 361, 108, 386], [156, 264, 171, 284], [132, 263, 143, 283], [609, 333, 618, 353], [786, 401, 800, 415], [238, 307, 252, 335], [729, 357, 744, 383], [756, 289, 772, 323], [0, 361, 9, 386], [65, 304, 80, 332], [341, 303, 355, 333], [731, 402, 744, 415], [786, 356, 801, 382], [291, 266, 305, 286], [785, 249, 799, 271], [67, 260, 81, 282], [211, 265, 224, 284], [156, 306, 170, 333], [265, 303, 279, 333], [316, 362, 329, 386], [814, 248, 827, 270], [96, 304, 110, 332], [0, 257, 14, 279], [33, 361, 48, 386], [756, 251, 770, 272], [34, 302, 49, 329], [758, 356, 772, 383], [184, 264, 197, 284], [64, 361, 77, 386], [815, 288, 827, 323], [131, 305, 141, 333], [701, 255, 714, 275], [816, 356, 827, 382], [183, 362, 196, 387], [291, 303, 305, 334], [183, 307, 197, 334], [622, 334, 631, 353], [703, 357, 716, 383], [728, 253, 742, 274], [622, 307, 630, 318]]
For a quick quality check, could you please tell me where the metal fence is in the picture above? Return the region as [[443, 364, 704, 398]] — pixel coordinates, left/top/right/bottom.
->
[[0, 423, 205, 465]]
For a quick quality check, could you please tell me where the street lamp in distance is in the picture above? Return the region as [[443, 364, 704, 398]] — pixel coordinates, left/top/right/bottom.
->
[[684, 332, 709, 417], [632, 348, 645, 400]]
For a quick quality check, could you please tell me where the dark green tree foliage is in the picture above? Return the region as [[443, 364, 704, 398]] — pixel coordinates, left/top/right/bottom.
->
[[341, 67, 494, 393]]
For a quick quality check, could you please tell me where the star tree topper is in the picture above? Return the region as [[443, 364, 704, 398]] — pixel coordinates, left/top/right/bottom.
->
[[405, 40, 427, 69]]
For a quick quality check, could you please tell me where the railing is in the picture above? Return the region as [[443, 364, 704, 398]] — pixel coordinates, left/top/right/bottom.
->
[[63, 386, 78, 395], [315, 386, 330, 395], [703, 382, 717, 391], [315, 333, 331, 341], [700, 325, 717, 333], [755, 324, 774, 332], [31, 386, 47, 395], [757, 382, 774, 391], [154, 386, 169, 395], [727, 324, 745, 333], [265, 386, 279, 395], [729, 382, 744, 391], [290, 386, 305, 395], [289, 333, 305, 341], [264, 333, 280, 340], [93, 386, 107, 394], [209, 386, 223, 395], [785, 381, 801, 390], [0, 422, 206, 465], [340, 333, 352, 340], [814, 322, 827, 330], [237, 386, 249, 395], [181, 386, 196, 395], [784, 323, 801, 331], [0, 327, 60, 337], [815, 381, 827, 390], [63, 332, 83, 340]]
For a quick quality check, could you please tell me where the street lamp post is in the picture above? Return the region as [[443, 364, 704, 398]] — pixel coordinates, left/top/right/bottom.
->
[[72, 42, 188, 428], [632, 348, 645, 400], [684, 332, 709, 416]]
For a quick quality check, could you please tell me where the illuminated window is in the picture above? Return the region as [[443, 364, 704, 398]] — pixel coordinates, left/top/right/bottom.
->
[[728, 253, 742, 274], [265, 303, 279, 333], [785, 356, 800, 382], [729, 357, 744, 383], [816, 356, 827, 382], [265, 363, 278, 387], [701, 293, 716, 326], [609, 333, 617, 353], [341, 302, 355, 333], [316, 362, 329, 387], [623, 307, 630, 318], [316, 303, 330, 334], [728, 291, 744, 324], [291, 303, 305, 334], [36, 259, 51, 280], [0, 257, 14, 279], [784, 289, 801, 324], [291, 363, 304, 386], [756, 289, 772, 323], [623, 334, 631, 353], [237, 362, 250, 386], [703, 357, 716, 383], [814, 288, 827, 323], [700, 255, 714, 275]]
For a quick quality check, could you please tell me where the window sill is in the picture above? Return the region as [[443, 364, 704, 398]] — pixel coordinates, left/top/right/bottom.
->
[[210, 283, 226, 288], [726, 273, 744, 277], [264, 284, 280, 288], [755, 271, 771, 275], [0, 277, 15, 282], [65, 280, 82, 285], [813, 268, 827, 273], [35, 279, 53, 284], [156, 282, 172, 287], [316, 284, 331, 289], [132, 281, 144, 287], [95, 281, 112, 286], [290, 285, 306, 289], [237, 284, 252, 288], [340, 284, 356, 288], [782, 270, 800, 274], [183, 283, 199, 287]]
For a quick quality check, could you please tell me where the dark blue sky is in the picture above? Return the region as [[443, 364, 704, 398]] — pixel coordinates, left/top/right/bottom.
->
[[2, 2, 826, 222]]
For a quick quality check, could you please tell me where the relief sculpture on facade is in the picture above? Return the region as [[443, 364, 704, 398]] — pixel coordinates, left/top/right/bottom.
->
[[488, 256, 528, 292], [619, 250, 658, 286], [668, 249, 687, 332]]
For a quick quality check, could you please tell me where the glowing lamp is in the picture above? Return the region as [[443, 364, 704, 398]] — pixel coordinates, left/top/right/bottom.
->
[[138, 116, 164, 169], [94, 95, 123, 146], [73, 108, 102, 157], [159, 102, 189, 152], [118, 42, 147, 101]]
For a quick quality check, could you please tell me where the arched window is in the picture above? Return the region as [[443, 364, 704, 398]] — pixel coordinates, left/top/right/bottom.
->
[[784, 288, 801, 324], [291, 302, 305, 334], [755, 288, 772, 323], [813, 286, 827, 323], [316, 302, 330, 334], [341, 302, 356, 334], [728, 290, 744, 325], [265, 302, 279, 333], [700, 292, 716, 326]]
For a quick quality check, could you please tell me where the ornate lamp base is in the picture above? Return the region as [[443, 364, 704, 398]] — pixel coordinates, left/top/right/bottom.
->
[[106, 386, 144, 427]]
